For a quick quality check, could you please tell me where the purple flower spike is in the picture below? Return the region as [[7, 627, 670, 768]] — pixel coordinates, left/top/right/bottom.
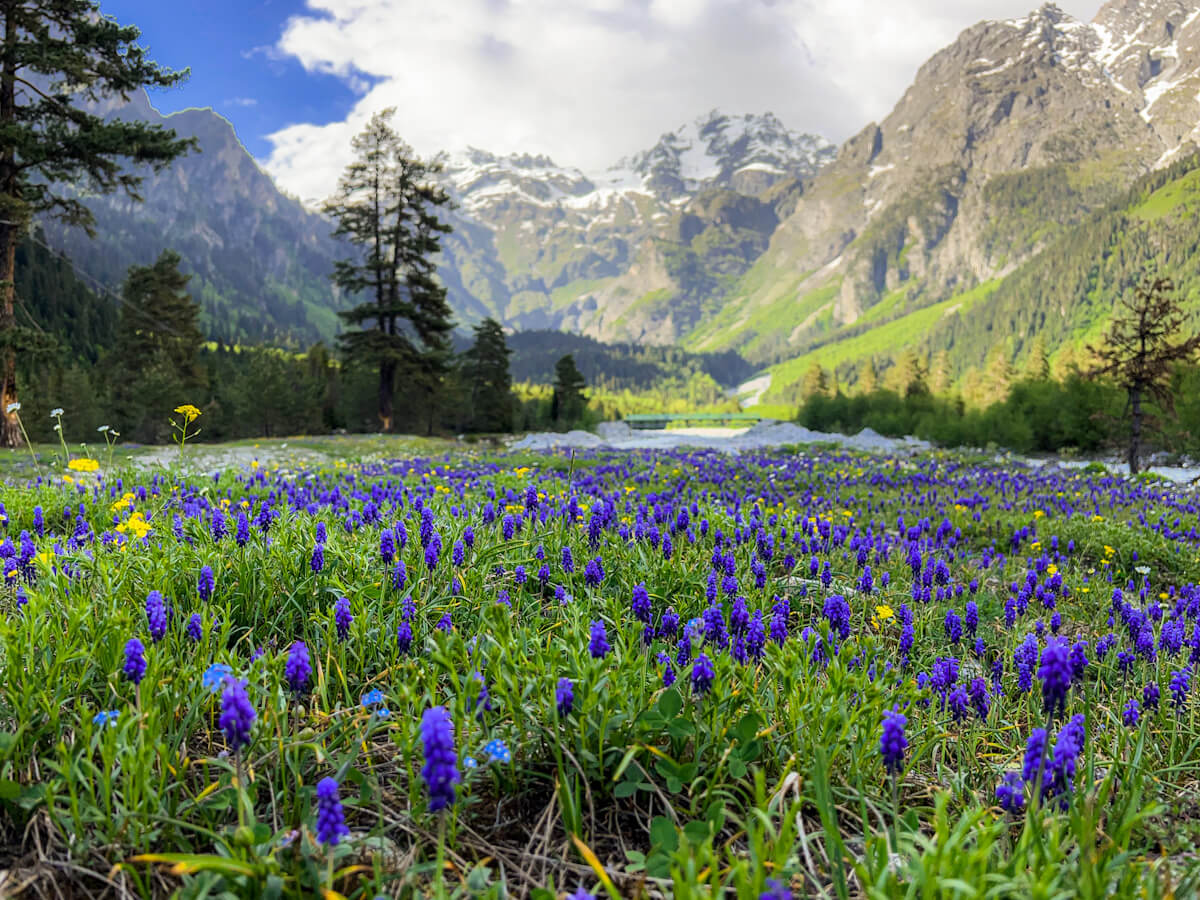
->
[[419, 706, 460, 812], [219, 677, 255, 751], [123, 637, 146, 684], [880, 708, 907, 775], [315, 777, 351, 846]]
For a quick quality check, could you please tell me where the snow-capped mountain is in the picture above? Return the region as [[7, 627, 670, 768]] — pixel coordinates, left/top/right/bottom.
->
[[435, 111, 834, 343], [604, 111, 835, 200], [444, 111, 832, 213], [687, 0, 1200, 367]]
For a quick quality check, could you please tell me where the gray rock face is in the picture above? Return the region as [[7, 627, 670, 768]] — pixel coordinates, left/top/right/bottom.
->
[[697, 0, 1200, 361], [436, 111, 837, 343]]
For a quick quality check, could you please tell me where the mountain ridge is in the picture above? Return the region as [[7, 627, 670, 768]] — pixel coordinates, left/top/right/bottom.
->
[[27, 0, 1200, 406]]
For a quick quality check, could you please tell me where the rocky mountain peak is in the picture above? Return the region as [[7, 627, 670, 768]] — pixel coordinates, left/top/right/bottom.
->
[[608, 110, 834, 200]]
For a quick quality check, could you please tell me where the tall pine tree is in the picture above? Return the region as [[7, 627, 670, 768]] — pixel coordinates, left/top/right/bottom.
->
[[0, 1, 194, 446], [111, 250, 204, 441], [462, 317, 513, 432], [1087, 275, 1200, 474], [114, 250, 203, 376], [324, 109, 453, 432], [551, 354, 587, 427]]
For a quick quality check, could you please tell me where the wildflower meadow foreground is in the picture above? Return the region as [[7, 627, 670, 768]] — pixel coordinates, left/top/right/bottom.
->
[[3, 442, 1200, 898]]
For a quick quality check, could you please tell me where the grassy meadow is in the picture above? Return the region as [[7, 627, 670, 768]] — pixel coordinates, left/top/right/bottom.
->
[[2, 420, 1200, 897]]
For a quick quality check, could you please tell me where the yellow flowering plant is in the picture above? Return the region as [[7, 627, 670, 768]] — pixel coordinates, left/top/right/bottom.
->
[[170, 403, 203, 465]]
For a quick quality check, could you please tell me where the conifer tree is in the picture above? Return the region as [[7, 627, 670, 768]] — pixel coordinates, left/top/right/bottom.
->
[[929, 351, 951, 395], [324, 109, 453, 432], [462, 317, 513, 432], [1087, 275, 1200, 474], [890, 350, 928, 397], [111, 251, 204, 440], [1024, 336, 1050, 381], [114, 250, 203, 376], [551, 354, 587, 427], [801, 362, 828, 398], [984, 346, 1014, 403], [858, 359, 878, 394], [0, 1, 194, 446]]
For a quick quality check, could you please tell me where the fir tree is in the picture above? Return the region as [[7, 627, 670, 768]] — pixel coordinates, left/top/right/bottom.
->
[[890, 350, 927, 397], [111, 251, 204, 440], [929, 351, 951, 395], [462, 317, 513, 433], [1024, 336, 1050, 381], [0, 1, 194, 446], [858, 358, 878, 394], [801, 362, 828, 398], [1087, 275, 1200, 474], [983, 346, 1014, 404], [551, 354, 587, 427], [114, 250, 203, 376], [324, 109, 453, 432]]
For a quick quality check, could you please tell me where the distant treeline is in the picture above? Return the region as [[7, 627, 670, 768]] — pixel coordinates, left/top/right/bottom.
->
[[454, 329, 755, 392], [797, 368, 1200, 460]]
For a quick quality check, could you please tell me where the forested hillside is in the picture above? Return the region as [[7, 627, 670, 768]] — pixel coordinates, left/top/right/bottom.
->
[[764, 150, 1200, 406]]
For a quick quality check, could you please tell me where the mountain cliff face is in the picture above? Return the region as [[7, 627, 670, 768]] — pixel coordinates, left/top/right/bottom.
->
[[686, 1, 1200, 382], [436, 111, 834, 344], [41, 91, 348, 345]]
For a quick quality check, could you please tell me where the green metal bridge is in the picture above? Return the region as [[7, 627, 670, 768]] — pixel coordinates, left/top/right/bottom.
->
[[624, 412, 763, 431]]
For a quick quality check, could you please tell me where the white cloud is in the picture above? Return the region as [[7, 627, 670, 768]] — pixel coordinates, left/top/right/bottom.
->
[[262, 0, 1102, 204], [226, 97, 259, 107]]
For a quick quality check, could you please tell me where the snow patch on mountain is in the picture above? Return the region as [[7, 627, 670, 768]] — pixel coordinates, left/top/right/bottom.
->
[[442, 111, 834, 220]]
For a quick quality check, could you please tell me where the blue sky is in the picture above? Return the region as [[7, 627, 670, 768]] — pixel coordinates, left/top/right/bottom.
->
[[99, 0, 369, 159]]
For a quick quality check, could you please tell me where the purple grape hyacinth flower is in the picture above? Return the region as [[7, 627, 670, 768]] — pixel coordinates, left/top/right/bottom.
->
[[880, 708, 907, 775], [1038, 638, 1072, 717], [397, 620, 413, 655], [315, 777, 351, 846], [219, 676, 255, 751], [285, 641, 311, 694], [145, 590, 168, 643], [996, 771, 1025, 814], [1123, 698, 1140, 727], [556, 677, 574, 716], [334, 596, 353, 641], [588, 620, 610, 659], [123, 637, 146, 684], [419, 706, 460, 812], [198, 565, 215, 601], [691, 652, 715, 695]]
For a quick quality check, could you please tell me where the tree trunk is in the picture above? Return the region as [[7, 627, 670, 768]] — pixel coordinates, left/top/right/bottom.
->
[[378, 359, 395, 432], [1129, 386, 1142, 475], [0, 7, 21, 449], [0, 221, 20, 448]]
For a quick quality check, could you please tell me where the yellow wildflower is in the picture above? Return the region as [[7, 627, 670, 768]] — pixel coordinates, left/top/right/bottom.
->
[[174, 404, 202, 423], [68, 458, 99, 472], [116, 512, 151, 540]]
